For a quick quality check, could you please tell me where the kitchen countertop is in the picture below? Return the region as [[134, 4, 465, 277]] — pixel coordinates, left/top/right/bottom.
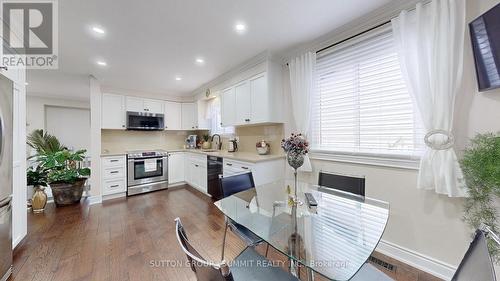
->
[[101, 149, 284, 163]]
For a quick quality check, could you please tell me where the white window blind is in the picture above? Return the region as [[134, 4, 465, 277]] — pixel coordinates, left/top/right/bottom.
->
[[206, 97, 235, 135], [312, 27, 424, 158]]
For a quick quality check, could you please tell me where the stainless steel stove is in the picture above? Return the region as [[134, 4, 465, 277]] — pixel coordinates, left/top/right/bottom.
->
[[127, 150, 169, 196]]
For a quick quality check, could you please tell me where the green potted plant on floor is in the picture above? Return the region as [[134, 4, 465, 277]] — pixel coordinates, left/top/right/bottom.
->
[[37, 149, 91, 206], [460, 132, 500, 260]]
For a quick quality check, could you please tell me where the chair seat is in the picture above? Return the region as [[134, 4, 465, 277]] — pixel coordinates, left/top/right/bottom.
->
[[350, 263, 393, 281], [230, 247, 299, 281], [228, 219, 263, 246]]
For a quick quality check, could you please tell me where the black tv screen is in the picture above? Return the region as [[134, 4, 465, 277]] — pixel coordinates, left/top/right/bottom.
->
[[469, 3, 500, 92]]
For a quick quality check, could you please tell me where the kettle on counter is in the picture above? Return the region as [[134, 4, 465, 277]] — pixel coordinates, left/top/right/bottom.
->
[[228, 139, 238, 152]]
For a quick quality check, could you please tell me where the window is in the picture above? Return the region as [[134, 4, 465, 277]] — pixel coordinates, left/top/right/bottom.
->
[[311, 27, 424, 158], [206, 97, 235, 135]]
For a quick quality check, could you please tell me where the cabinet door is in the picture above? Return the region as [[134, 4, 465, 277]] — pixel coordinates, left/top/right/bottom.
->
[[102, 93, 125, 129], [164, 101, 182, 130], [198, 165, 207, 193], [181, 103, 196, 130], [221, 87, 236, 126], [250, 73, 268, 123], [144, 99, 164, 114], [168, 153, 185, 184], [126, 97, 144, 112], [234, 81, 251, 124], [184, 159, 192, 185]]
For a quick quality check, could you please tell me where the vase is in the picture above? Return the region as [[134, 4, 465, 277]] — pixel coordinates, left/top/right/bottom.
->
[[32, 186, 47, 213], [51, 179, 86, 207], [287, 151, 305, 169], [287, 151, 305, 205]]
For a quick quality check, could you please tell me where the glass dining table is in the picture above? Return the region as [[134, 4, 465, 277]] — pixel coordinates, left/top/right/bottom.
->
[[214, 180, 390, 281]]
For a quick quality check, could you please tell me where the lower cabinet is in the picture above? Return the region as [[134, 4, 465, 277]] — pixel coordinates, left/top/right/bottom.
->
[[223, 158, 284, 186], [101, 155, 127, 195], [168, 152, 185, 184], [184, 153, 207, 193]]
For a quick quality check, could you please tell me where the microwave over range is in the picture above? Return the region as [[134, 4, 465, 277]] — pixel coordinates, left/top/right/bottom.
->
[[126, 111, 164, 130]]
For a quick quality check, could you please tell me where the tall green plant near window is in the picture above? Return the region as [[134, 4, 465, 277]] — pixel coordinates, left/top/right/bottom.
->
[[460, 133, 500, 259]]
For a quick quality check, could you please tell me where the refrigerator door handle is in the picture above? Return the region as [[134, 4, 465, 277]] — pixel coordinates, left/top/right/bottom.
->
[[0, 196, 11, 209]]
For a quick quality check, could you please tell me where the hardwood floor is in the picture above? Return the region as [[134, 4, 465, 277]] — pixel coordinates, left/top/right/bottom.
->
[[12, 185, 442, 281]]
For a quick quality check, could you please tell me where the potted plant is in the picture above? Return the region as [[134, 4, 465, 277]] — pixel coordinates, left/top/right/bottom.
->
[[460, 132, 500, 259], [27, 166, 48, 213], [37, 149, 91, 206], [202, 134, 211, 149]]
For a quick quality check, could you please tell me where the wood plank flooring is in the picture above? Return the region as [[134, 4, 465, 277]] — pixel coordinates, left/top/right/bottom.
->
[[12, 185, 442, 281]]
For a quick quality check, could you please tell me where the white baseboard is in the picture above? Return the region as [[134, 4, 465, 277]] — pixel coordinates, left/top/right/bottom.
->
[[86, 195, 103, 205], [376, 240, 457, 280], [102, 192, 126, 201]]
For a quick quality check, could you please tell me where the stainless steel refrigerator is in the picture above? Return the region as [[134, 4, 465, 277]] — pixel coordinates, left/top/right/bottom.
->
[[0, 74, 13, 281]]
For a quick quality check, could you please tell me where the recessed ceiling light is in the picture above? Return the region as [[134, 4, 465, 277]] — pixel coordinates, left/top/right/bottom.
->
[[92, 26, 105, 34], [25, 82, 28, 86], [97, 61, 107, 66], [195, 58, 204, 64], [235, 23, 246, 33], [175, 76, 182, 81]]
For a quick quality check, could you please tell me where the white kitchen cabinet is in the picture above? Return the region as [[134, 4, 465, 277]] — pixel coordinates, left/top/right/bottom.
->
[[126, 96, 144, 112], [221, 87, 236, 127], [126, 96, 164, 114], [223, 158, 284, 187], [143, 99, 164, 114], [234, 81, 251, 125], [249, 73, 268, 123], [101, 93, 126, 129], [185, 153, 207, 193], [164, 101, 182, 130], [101, 155, 127, 196], [181, 103, 197, 130], [168, 152, 185, 184]]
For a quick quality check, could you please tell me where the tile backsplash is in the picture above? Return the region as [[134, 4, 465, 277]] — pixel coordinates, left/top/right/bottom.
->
[[220, 124, 284, 155], [101, 130, 188, 153]]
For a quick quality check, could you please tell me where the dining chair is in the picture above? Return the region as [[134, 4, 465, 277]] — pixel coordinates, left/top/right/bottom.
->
[[175, 217, 299, 281], [219, 172, 264, 260], [318, 171, 365, 197]]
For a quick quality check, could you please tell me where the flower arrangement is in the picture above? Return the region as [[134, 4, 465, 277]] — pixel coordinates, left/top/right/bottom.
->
[[281, 133, 309, 155]]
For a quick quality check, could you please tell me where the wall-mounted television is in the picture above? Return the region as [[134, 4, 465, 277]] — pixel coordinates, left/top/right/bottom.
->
[[469, 3, 500, 92]]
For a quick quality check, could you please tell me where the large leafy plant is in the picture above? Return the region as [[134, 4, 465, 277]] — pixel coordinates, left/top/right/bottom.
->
[[27, 129, 66, 156], [37, 149, 91, 184], [27, 166, 48, 187], [460, 132, 500, 259]]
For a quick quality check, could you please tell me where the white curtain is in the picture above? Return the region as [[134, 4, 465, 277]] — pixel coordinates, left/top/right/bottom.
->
[[289, 51, 316, 172], [391, 0, 467, 197]]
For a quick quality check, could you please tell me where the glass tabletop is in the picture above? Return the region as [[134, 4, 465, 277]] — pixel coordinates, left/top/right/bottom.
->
[[214, 180, 390, 281]]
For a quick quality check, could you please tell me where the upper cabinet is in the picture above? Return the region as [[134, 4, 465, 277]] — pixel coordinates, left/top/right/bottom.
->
[[126, 96, 164, 114], [219, 60, 283, 127], [164, 101, 182, 130], [181, 103, 197, 130], [102, 93, 126, 129]]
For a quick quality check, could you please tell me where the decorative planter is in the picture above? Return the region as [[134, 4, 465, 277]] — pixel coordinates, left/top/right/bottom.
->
[[31, 186, 47, 213], [50, 179, 86, 207], [202, 141, 211, 149]]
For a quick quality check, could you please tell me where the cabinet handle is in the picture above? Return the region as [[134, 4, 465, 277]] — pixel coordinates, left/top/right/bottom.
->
[[110, 160, 119, 162], [0, 66, 7, 71], [110, 184, 119, 188], [226, 163, 233, 166], [122, 125, 125, 128], [245, 119, 250, 122], [194, 164, 199, 167], [110, 171, 119, 174], [241, 166, 249, 170]]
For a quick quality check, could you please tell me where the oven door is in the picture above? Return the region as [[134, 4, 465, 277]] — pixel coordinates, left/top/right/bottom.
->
[[127, 156, 168, 187]]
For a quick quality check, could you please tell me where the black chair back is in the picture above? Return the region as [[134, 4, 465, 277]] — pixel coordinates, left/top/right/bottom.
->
[[220, 172, 255, 198], [175, 218, 233, 281], [452, 229, 496, 281], [318, 171, 365, 197]]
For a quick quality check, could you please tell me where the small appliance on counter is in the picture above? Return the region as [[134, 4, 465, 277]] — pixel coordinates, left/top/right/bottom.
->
[[186, 135, 197, 149], [228, 138, 238, 152]]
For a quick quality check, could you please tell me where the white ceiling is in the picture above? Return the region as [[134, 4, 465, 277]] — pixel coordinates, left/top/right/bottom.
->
[[27, 0, 393, 99]]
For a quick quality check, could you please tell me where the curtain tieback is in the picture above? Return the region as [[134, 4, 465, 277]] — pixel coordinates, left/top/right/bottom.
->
[[424, 129, 455, 150]]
